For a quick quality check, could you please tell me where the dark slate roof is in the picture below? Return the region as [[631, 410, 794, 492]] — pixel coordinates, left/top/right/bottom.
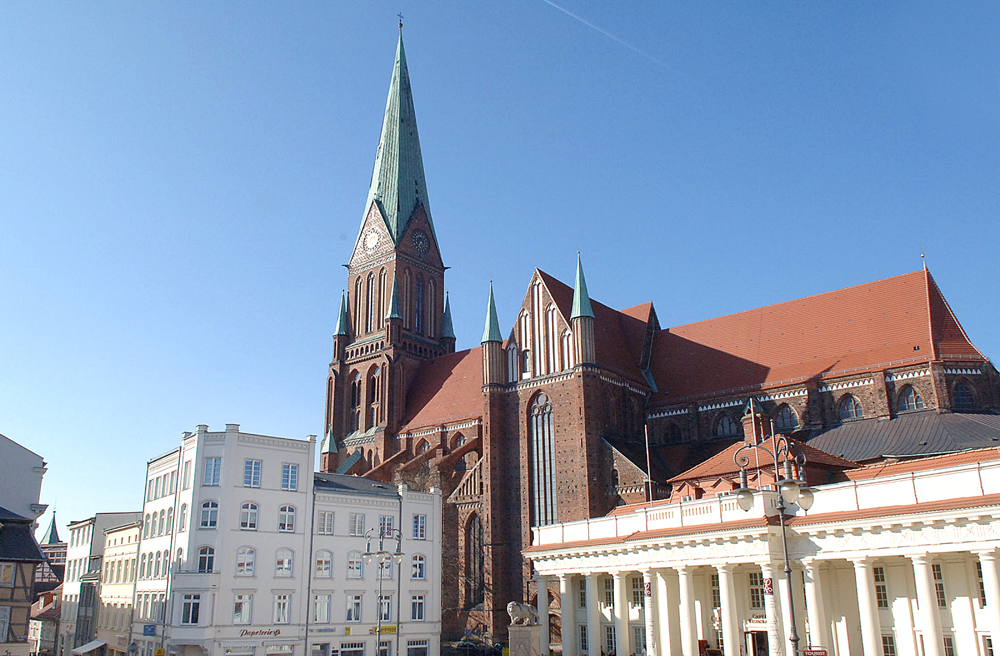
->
[[0, 506, 45, 563], [603, 435, 735, 482], [314, 472, 400, 497], [805, 411, 1000, 462]]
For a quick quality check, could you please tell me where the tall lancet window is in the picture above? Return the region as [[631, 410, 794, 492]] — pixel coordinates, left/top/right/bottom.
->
[[546, 305, 558, 373], [366, 273, 376, 334], [368, 367, 381, 427], [426, 279, 436, 338], [561, 330, 574, 369], [377, 269, 387, 329], [414, 276, 425, 335], [529, 393, 557, 526], [354, 278, 363, 336]]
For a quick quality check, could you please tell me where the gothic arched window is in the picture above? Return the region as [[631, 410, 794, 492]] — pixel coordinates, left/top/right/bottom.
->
[[953, 382, 976, 410], [354, 278, 363, 336], [507, 343, 519, 383], [197, 547, 214, 573], [546, 305, 558, 374], [838, 395, 863, 420], [561, 330, 574, 370], [664, 423, 682, 444], [349, 373, 362, 432], [378, 268, 387, 329], [368, 367, 381, 427], [403, 270, 412, 329], [414, 276, 425, 335], [775, 405, 799, 431], [898, 386, 925, 412], [427, 279, 436, 338], [366, 272, 376, 334], [715, 415, 738, 437], [466, 514, 484, 607], [529, 393, 557, 526]]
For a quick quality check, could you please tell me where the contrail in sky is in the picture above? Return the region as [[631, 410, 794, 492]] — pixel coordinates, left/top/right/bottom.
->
[[539, 0, 681, 75]]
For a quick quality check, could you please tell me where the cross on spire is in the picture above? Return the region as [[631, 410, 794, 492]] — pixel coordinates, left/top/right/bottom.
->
[[397, 12, 404, 29]]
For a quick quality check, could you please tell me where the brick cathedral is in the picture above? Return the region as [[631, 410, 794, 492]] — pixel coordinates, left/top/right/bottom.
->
[[319, 32, 1000, 641]]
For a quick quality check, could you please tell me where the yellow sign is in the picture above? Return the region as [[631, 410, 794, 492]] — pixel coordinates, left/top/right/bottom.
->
[[380, 626, 397, 634], [344, 627, 351, 636], [155, 650, 165, 656]]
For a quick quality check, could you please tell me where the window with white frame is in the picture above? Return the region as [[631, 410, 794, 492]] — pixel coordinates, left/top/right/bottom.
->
[[631, 627, 646, 653], [200, 501, 218, 528], [579, 579, 586, 607], [379, 595, 392, 621], [412, 514, 427, 539], [749, 572, 764, 609], [178, 504, 187, 531], [273, 594, 290, 624], [978, 561, 988, 607], [407, 640, 428, 656], [314, 594, 331, 623], [943, 635, 955, 656], [342, 643, 364, 656], [233, 594, 252, 625], [275, 549, 294, 577], [603, 577, 613, 606], [197, 547, 214, 573], [710, 573, 721, 609], [411, 555, 425, 579], [236, 547, 255, 576], [984, 636, 994, 656], [240, 502, 259, 530], [874, 566, 889, 609], [378, 559, 393, 580], [203, 457, 222, 486], [346, 594, 362, 622], [630, 576, 644, 606], [579, 626, 588, 652], [881, 635, 896, 656], [315, 550, 332, 578], [379, 515, 394, 534], [181, 460, 191, 489], [349, 513, 365, 537], [410, 594, 425, 621], [181, 594, 200, 625], [604, 626, 616, 654], [278, 505, 296, 532], [0, 563, 15, 587], [347, 551, 363, 579], [282, 463, 298, 491], [244, 459, 261, 487], [932, 563, 947, 607], [317, 511, 335, 535]]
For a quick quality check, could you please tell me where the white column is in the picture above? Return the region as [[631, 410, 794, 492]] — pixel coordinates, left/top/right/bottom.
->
[[850, 558, 882, 656], [802, 559, 829, 651], [585, 573, 601, 656], [716, 564, 740, 656], [759, 562, 782, 656], [537, 575, 550, 656], [655, 570, 674, 656], [911, 554, 944, 656], [977, 551, 1000, 650], [677, 565, 698, 656], [612, 572, 631, 656], [560, 575, 577, 656], [642, 570, 656, 656]]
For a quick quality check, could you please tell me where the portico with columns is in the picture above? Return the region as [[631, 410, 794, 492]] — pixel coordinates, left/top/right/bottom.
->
[[525, 447, 1000, 656]]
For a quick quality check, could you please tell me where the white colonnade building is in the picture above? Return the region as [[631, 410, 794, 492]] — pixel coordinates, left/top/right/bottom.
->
[[524, 447, 1000, 656]]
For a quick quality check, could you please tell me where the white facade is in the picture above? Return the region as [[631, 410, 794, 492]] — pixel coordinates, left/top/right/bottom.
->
[[60, 513, 143, 656], [97, 522, 140, 656], [0, 432, 48, 523], [133, 424, 442, 656], [524, 449, 1000, 656]]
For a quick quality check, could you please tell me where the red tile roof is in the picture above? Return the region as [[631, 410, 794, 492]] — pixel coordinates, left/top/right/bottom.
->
[[650, 270, 984, 404], [666, 438, 858, 483], [845, 446, 1000, 480], [401, 347, 484, 429]]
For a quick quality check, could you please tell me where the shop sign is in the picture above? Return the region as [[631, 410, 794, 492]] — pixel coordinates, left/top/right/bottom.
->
[[369, 626, 397, 635], [762, 578, 773, 594], [803, 651, 827, 656], [143, 626, 156, 637]]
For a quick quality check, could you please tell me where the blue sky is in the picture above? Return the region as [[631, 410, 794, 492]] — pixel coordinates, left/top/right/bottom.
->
[[1, 2, 997, 538]]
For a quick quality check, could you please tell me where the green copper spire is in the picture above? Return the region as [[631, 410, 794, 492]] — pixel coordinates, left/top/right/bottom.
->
[[386, 276, 402, 321], [570, 253, 595, 319], [363, 29, 435, 244], [482, 283, 502, 343], [40, 512, 61, 544], [441, 292, 456, 339], [334, 292, 349, 336]]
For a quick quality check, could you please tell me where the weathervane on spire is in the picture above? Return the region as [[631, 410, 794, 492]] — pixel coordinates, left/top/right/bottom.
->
[[397, 12, 404, 29]]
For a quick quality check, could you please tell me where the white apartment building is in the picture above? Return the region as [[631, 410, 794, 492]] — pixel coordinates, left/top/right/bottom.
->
[[60, 513, 142, 656], [97, 522, 140, 656], [132, 424, 442, 656], [523, 447, 1000, 656], [0, 432, 48, 524]]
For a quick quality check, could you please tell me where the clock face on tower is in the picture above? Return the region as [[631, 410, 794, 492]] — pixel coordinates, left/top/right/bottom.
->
[[364, 229, 380, 252], [412, 229, 430, 255]]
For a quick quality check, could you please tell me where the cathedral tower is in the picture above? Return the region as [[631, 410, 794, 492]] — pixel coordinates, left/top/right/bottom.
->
[[321, 29, 450, 473]]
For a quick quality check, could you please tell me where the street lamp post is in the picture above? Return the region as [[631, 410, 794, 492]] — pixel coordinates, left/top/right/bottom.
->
[[363, 526, 404, 656], [733, 422, 814, 656]]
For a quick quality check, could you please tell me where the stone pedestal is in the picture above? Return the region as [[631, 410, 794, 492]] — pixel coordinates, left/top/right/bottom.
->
[[509, 624, 543, 656]]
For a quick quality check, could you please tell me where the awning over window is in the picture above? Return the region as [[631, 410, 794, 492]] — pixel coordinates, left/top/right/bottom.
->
[[72, 640, 107, 655]]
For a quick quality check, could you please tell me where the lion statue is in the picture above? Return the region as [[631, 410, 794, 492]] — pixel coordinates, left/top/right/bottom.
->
[[506, 601, 538, 626]]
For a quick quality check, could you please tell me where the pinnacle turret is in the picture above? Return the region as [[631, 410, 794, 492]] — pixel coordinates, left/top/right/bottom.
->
[[442, 293, 456, 340], [386, 277, 402, 321], [482, 284, 503, 343], [333, 292, 349, 336], [571, 253, 595, 319], [40, 512, 61, 544]]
